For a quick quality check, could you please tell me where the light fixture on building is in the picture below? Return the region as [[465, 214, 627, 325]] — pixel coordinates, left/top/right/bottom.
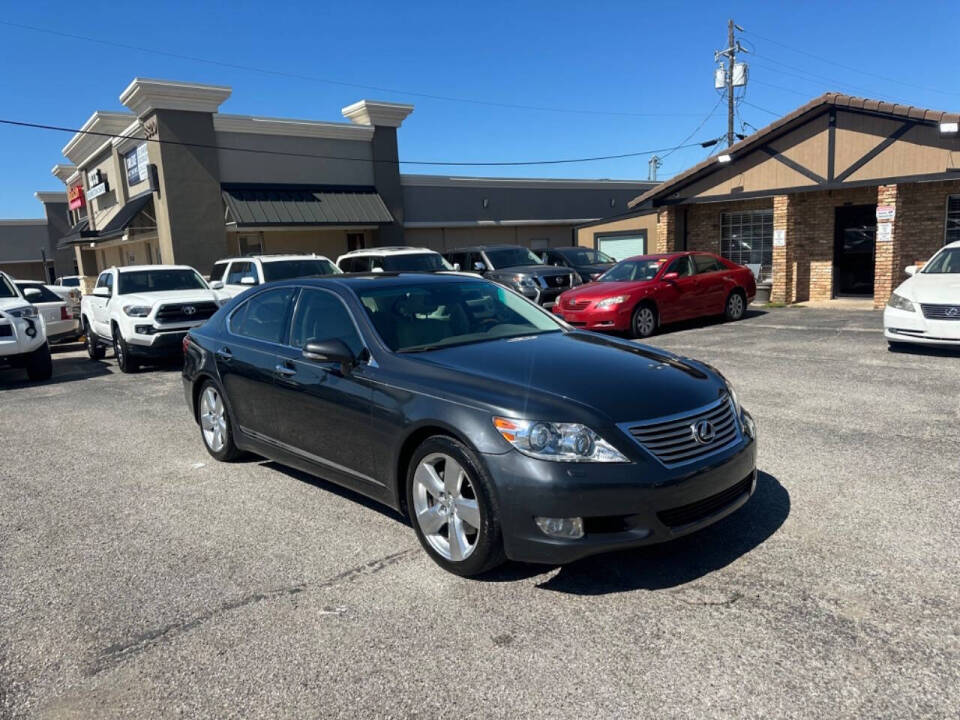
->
[[940, 121, 959, 135], [718, 154, 732, 163]]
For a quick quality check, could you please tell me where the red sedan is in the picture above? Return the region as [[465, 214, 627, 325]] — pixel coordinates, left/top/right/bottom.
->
[[552, 251, 756, 338]]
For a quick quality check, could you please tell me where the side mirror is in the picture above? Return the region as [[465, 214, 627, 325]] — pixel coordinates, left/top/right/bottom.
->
[[93, 286, 111, 298], [473, 261, 486, 272], [240, 276, 257, 286], [662, 272, 679, 281], [302, 338, 356, 373], [904, 265, 918, 276], [23, 288, 41, 299], [452, 262, 461, 271], [210, 280, 224, 290]]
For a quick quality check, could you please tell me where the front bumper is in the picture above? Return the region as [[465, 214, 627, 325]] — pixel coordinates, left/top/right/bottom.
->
[[484, 425, 757, 564], [883, 306, 960, 346], [127, 329, 189, 357], [0, 316, 46, 363], [553, 303, 632, 331]]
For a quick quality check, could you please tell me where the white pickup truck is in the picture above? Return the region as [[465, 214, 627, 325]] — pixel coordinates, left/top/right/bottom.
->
[[0, 270, 53, 381], [80, 265, 221, 373]]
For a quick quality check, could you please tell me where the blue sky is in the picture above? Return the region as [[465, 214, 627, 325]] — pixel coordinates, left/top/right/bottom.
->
[[1, 0, 958, 217]]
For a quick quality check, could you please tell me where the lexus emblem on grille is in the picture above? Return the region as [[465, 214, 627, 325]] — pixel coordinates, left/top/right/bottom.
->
[[946, 306, 960, 317], [692, 420, 716, 445], [183, 305, 197, 316]]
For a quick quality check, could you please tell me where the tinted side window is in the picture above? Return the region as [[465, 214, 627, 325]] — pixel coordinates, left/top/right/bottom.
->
[[95, 272, 109, 289], [445, 253, 465, 270], [231, 287, 296, 344], [290, 289, 364, 356], [665, 256, 694, 277], [209, 262, 228, 282], [227, 261, 256, 285], [693, 254, 723, 273], [369, 256, 384, 271]]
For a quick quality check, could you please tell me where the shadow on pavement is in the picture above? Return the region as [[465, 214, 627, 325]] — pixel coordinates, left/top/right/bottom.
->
[[888, 343, 960, 358], [481, 471, 789, 592], [0, 355, 113, 388], [653, 308, 769, 337]]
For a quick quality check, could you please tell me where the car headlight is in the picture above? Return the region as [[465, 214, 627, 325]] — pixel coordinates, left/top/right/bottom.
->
[[514, 275, 538, 290], [493, 417, 628, 462], [3, 305, 38, 319], [886, 292, 915, 312], [123, 305, 153, 317], [595, 295, 629, 309], [724, 378, 741, 417]]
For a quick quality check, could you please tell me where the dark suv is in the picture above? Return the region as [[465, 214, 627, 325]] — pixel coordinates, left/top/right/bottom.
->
[[443, 245, 580, 306], [538, 246, 616, 283]]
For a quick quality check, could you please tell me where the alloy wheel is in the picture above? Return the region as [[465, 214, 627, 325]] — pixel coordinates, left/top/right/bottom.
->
[[113, 335, 124, 366], [635, 307, 656, 336], [200, 385, 227, 452], [728, 294, 744, 319], [412, 452, 482, 562]]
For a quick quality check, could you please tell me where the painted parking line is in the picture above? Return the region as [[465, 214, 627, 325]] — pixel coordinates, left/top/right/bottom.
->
[[743, 322, 883, 333]]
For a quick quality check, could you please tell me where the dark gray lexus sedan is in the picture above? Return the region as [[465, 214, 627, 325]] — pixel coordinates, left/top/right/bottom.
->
[[183, 273, 757, 576]]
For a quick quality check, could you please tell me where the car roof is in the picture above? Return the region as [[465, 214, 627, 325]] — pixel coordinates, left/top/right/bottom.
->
[[115, 264, 196, 273], [285, 272, 487, 290], [944, 240, 960, 250], [214, 254, 332, 263], [338, 247, 438, 257], [444, 244, 526, 253]]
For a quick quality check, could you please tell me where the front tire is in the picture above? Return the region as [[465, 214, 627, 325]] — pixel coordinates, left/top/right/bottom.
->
[[724, 290, 746, 321], [84, 319, 105, 360], [113, 327, 139, 373], [631, 303, 658, 339], [197, 380, 243, 461], [25, 343, 52, 381], [407, 436, 505, 577]]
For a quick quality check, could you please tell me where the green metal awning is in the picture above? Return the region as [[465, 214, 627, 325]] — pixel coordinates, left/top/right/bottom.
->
[[222, 185, 394, 227]]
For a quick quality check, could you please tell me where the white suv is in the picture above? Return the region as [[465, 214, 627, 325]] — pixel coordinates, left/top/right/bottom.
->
[[337, 247, 453, 273], [208, 254, 340, 300], [80, 265, 220, 373], [0, 271, 52, 381]]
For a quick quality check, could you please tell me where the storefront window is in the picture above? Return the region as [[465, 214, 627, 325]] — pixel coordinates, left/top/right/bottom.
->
[[721, 210, 773, 281], [946, 196, 960, 245]]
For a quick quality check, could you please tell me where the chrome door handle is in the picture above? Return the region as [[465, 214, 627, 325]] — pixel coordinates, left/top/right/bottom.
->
[[275, 363, 296, 377], [216, 347, 233, 360]]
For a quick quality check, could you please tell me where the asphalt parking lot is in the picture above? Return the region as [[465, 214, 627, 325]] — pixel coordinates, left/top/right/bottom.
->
[[1, 307, 958, 719]]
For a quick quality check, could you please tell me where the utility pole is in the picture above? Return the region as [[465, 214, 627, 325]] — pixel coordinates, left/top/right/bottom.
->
[[727, 19, 735, 149], [714, 20, 747, 148], [648, 155, 662, 181]]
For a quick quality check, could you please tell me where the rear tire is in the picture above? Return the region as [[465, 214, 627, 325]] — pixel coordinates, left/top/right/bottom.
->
[[84, 319, 105, 360], [113, 326, 139, 373], [724, 290, 746, 321], [197, 380, 243, 461], [407, 436, 505, 577], [630, 303, 658, 339], [25, 343, 52, 381]]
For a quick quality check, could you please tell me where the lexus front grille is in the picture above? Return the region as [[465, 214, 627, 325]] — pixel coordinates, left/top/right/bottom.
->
[[622, 396, 740, 467], [920, 304, 960, 320]]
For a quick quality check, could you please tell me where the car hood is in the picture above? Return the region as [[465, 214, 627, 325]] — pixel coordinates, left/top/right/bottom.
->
[[120, 289, 220, 306], [561, 280, 651, 301], [489, 265, 570, 277], [897, 273, 960, 304], [412, 330, 724, 424], [579, 263, 616, 275], [0, 297, 31, 312]]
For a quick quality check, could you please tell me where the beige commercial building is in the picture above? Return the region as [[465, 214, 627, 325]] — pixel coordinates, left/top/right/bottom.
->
[[580, 93, 960, 308]]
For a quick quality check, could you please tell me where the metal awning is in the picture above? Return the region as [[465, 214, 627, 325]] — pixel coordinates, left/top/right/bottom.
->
[[222, 185, 394, 227], [58, 193, 155, 248]]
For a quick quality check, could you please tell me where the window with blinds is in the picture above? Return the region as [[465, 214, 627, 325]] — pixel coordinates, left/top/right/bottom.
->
[[720, 210, 773, 280], [946, 196, 960, 245]]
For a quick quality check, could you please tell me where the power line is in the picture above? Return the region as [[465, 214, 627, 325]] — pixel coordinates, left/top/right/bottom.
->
[[0, 19, 707, 120], [749, 55, 918, 105], [0, 117, 715, 167], [743, 28, 960, 98], [658, 96, 725, 162], [740, 100, 786, 118]]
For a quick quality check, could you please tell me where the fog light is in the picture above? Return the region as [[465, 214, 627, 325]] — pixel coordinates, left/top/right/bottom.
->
[[535, 516, 584, 539], [135, 325, 155, 335]]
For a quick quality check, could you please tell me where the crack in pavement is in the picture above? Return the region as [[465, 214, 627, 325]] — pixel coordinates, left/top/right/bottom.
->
[[86, 547, 418, 676]]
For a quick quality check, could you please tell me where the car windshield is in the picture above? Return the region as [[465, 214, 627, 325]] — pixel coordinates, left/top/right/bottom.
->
[[484, 248, 543, 269], [15, 283, 61, 303], [598, 259, 663, 282], [382, 253, 452, 272], [557, 248, 614, 265], [355, 280, 563, 353], [262, 259, 340, 282], [0, 275, 18, 298], [60, 277, 81, 287], [922, 248, 960, 274], [118, 269, 208, 294]]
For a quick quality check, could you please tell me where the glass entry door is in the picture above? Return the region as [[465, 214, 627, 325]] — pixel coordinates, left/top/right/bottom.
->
[[833, 205, 876, 296]]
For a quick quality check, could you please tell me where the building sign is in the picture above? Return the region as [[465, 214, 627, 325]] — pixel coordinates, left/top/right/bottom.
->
[[86, 168, 109, 200], [67, 184, 85, 210], [876, 205, 896, 222], [877, 223, 893, 242], [125, 144, 149, 185], [773, 228, 786, 247]]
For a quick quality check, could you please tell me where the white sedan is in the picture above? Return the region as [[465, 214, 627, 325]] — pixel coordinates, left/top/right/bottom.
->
[[884, 240, 960, 349], [14, 280, 82, 344]]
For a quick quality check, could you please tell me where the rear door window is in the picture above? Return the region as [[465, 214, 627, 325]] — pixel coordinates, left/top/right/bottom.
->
[[230, 287, 297, 344], [693, 254, 723, 274]]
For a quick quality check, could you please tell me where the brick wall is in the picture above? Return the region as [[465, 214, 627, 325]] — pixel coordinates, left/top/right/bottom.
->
[[655, 207, 678, 252], [684, 198, 773, 256]]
